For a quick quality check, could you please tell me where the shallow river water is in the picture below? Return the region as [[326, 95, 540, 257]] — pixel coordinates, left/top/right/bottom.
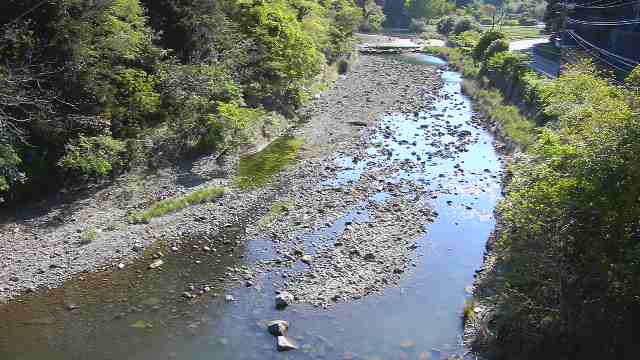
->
[[0, 55, 503, 360]]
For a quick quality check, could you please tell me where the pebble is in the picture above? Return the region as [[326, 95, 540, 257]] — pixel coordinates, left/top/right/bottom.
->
[[275, 291, 294, 309], [276, 336, 298, 351], [267, 320, 289, 336], [301, 255, 312, 265], [148, 259, 164, 269]]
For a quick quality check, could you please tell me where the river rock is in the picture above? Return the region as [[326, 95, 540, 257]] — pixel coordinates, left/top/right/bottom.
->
[[148, 259, 164, 269], [275, 291, 294, 309], [301, 255, 313, 264], [267, 320, 289, 336], [276, 336, 298, 351]]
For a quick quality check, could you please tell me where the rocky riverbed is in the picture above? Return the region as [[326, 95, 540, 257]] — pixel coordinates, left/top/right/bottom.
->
[[0, 54, 441, 303]]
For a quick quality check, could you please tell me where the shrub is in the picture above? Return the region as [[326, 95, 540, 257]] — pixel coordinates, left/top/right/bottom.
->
[[473, 30, 506, 60], [158, 63, 242, 152], [436, 16, 456, 34], [483, 39, 509, 60], [60, 136, 127, 177], [203, 101, 269, 153], [410, 17, 429, 33], [0, 144, 23, 197], [453, 17, 475, 34], [625, 65, 640, 88], [520, 71, 547, 109], [360, 0, 386, 32], [448, 30, 481, 52], [486, 51, 529, 77]]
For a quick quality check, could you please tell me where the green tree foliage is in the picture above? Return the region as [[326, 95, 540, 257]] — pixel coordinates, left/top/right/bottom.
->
[[405, 0, 455, 21], [472, 29, 505, 60], [0, 0, 363, 201], [625, 65, 640, 88], [231, 0, 325, 109], [437, 15, 477, 35], [360, 0, 386, 32], [490, 61, 640, 358], [60, 136, 127, 177], [483, 38, 509, 59]]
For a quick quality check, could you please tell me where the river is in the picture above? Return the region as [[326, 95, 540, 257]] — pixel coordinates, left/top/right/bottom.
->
[[0, 54, 504, 360]]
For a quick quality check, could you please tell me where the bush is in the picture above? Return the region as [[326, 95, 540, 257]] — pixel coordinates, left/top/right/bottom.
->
[[60, 136, 127, 177], [438, 15, 477, 35], [486, 51, 529, 76], [204, 101, 269, 153], [483, 39, 509, 60], [409, 17, 429, 33], [473, 30, 506, 60], [436, 16, 456, 34], [453, 17, 475, 34], [625, 65, 640, 88], [0, 144, 23, 197], [448, 30, 481, 52], [360, 0, 386, 32]]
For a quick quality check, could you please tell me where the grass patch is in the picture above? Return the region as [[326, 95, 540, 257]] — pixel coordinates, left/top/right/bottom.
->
[[463, 299, 477, 321], [259, 199, 295, 226], [79, 229, 98, 245], [236, 136, 304, 190], [129, 187, 225, 224], [463, 79, 536, 148], [499, 25, 542, 41]]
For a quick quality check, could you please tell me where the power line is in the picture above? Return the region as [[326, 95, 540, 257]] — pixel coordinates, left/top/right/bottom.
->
[[575, 0, 640, 9], [566, 30, 635, 76], [571, 0, 624, 7], [567, 29, 639, 68], [567, 17, 640, 25]]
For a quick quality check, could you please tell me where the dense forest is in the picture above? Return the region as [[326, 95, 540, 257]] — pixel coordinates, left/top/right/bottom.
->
[[0, 0, 367, 204]]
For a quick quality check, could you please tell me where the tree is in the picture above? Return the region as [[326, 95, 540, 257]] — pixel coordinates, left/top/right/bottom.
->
[[405, 0, 454, 21], [360, 0, 386, 32]]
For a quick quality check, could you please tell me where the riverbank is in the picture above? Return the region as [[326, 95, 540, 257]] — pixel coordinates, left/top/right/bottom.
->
[[0, 54, 441, 303]]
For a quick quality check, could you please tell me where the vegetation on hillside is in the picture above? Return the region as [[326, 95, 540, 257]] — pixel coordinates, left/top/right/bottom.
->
[[0, 0, 364, 203]]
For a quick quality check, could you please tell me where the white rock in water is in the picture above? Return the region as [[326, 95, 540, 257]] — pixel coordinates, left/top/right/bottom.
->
[[148, 259, 164, 269], [225, 294, 235, 302], [267, 320, 289, 336], [301, 255, 312, 264], [117, 263, 125, 269], [276, 336, 298, 351], [275, 291, 294, 309]]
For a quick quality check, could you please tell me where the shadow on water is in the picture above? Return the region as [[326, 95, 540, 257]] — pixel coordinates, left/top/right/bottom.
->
[[0, 54, 504, 360]]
